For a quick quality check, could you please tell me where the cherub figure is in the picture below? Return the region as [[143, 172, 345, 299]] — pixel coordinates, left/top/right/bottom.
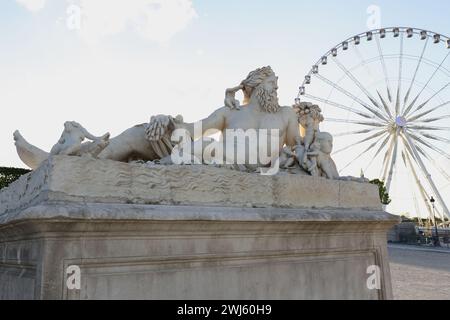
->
[[293, 102, 324, 165], [304, 140, 321, 177], [291, 136, 305, 167], [311, 132, 339, 179], [50, 121, 110, 157], [279, 146, 297, 169]]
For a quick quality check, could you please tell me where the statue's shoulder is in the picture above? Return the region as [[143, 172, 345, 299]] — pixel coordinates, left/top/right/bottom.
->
[[279, 106, 297, 117], [212, 106, 232, 117]]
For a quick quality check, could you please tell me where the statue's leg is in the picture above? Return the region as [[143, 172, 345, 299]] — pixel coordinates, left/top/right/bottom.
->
[[98, 125, 159, 162]]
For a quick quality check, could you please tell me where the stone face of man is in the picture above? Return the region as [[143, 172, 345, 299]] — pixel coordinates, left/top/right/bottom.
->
[[256, 75, 280, 113], [263, 75, 278, 92]]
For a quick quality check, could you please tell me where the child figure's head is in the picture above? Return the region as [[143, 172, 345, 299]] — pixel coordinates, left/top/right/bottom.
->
[[316, 132, 333, 154]]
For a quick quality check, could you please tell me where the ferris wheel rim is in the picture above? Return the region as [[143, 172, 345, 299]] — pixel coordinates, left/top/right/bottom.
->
[[297, 27, 450, 99]]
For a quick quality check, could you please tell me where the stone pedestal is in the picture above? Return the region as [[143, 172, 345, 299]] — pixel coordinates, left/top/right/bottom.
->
[[0, 156, 398, 299]]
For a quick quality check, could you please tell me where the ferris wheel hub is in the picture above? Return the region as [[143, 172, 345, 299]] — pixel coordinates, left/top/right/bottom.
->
[[395, 116, 407, 127]]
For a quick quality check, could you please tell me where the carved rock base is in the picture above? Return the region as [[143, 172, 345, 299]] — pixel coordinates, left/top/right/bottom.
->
[[0, 157, 398, 299]]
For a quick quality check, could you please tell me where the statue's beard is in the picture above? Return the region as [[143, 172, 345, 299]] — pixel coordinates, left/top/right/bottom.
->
[[256, 86, 280, 113]]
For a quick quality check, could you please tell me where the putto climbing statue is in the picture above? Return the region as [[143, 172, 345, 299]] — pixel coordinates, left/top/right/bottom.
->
[[13, 66, 340, 179]]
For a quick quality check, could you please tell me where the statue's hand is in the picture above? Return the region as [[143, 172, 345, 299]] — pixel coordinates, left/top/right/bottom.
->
[[224, 85, 243, 110], [146, 115, 174, 141], [225, 96, 241, 110]]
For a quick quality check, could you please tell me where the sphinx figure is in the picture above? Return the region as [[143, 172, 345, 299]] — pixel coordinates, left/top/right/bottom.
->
[[13, 66, 341, 179], [14, 121, 110, 170]]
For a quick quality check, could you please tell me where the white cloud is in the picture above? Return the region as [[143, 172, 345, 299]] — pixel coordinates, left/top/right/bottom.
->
[[76, 0, 197, 43], [15, 0, 47, 12]]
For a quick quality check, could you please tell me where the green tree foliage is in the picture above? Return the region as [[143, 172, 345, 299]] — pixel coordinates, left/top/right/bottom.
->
[[369, 179, 392, 205], [0, 167, 31, 190]]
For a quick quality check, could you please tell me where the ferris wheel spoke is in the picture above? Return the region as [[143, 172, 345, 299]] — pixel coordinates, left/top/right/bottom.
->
[[407, 124, 450, 131], [354, 46, 375, 79], [414, 144, 431, 161], [324, 118, 386, 127], [314, 74, 389, 122], [404, 146, 449, 222], [403, 131, 450, 219], [403, 51, 450, 117], [395, 34, 404, 116], [407, 130, 450, 160], [399, 133, 421, 162], [404, 141, 449, 222], [401, 150, 407, 168], [406, 138, 450, 182], [364, 134, 391, 172], [413, 146, 450, 195], [406, 82, 449, 117], [417, 131, 450, 144], [413, 114, 450, 123], [303, 94, 375, 119], [333, 130, 387, 155], [334, 128, 382, 137], [403, 37, 429, 110], [376, 37, 393, 103], [403, 149, 436, 220], [407, 100, 450, 122], [338, 138, 383, 173], [332, 57, 387, 116], [381, 134, 396, 181], [433, 159, 450, 183], [376, 90, 393, 119], [410, 179, 423, 221], [401, 133, 433, 163], [385, 129, 400, 192]]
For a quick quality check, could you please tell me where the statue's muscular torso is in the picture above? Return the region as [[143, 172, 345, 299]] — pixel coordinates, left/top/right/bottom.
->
[[188, 103, 300, 151]]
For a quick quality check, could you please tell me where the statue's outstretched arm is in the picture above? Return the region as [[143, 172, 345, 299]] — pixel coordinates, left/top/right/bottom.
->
[[179, 107, 227, 140], [148, 107, 228, 142]]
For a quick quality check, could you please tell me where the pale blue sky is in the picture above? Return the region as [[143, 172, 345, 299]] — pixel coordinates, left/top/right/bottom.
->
[[0, 0, 449, 217]]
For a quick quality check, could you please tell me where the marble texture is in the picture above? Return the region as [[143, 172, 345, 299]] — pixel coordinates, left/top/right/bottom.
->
[[0, 156, 398, 300], [0, 156, 382, 219]]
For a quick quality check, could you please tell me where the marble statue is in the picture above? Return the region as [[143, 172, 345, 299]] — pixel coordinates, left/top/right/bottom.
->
[[14, 121, 110, 169], [307, 132, 339, 179], [12, 66, 341, 179], [49, 121, 110, 157], [304, 140, 321, 176], [145, 66, 300, 168], [293, 101, 324, 165]]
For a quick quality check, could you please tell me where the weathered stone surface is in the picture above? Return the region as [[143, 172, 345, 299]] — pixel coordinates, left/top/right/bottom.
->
[[0, 156, 381, 220], [0, 156, 397, 300]]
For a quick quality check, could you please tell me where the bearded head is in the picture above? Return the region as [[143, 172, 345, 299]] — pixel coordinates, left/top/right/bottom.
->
[[241, 66, 280, 113]]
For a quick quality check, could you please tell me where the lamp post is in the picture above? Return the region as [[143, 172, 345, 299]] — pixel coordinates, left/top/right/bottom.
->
[[430, 196, 441, 247]]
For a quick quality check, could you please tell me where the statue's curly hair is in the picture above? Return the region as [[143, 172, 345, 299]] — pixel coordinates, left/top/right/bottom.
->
[[240, 66, 275, 103], [293, 102, 324, 122]]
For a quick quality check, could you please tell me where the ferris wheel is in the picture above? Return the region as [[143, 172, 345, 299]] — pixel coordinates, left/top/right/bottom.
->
[[296, 27, 450, 223]]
